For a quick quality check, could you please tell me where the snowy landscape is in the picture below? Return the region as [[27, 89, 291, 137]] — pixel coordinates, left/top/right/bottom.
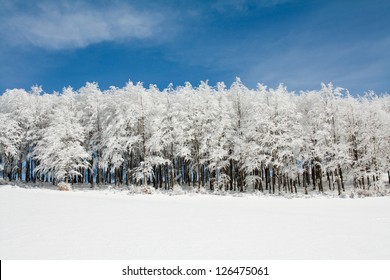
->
[[1, 182, 390, 259], [1, 0, 390, 268], [1, 79, 389, 260]]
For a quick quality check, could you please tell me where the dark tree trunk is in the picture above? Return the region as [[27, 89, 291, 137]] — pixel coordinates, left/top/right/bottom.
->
[[18, 152, 23, 181], [335, 168, 341, 195], [241, 169, 245, 192], [305, 164, 310, 187], [186, 163, 190, 187], [311, 164, 316, 190], [32, 160, 36, 183], [388, 170, 390, 184], [258, 168, 263, 192], [165, 162, 169, 190], [339, 166, 345, 192], [331, 171, 335, 190], [178, 157, 182, 185], [272, 171, 276, 194], [197, 158, 201, 189], [317, 165, 323, 192], [170, 147, 175, 189], [229, 159, 234, 191], [236, 163, 241, 192], [26, 157, 30, 182], [159, 165, 163, 189]]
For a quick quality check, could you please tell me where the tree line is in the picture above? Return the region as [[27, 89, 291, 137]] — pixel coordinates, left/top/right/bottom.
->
[[0, 79, 389, 195]]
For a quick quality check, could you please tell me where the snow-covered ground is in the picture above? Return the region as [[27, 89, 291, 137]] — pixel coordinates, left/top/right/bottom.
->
[[1, 185, 390, 259]]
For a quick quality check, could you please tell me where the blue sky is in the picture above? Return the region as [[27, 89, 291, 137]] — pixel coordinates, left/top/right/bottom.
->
[[0, 0, 389, 94]]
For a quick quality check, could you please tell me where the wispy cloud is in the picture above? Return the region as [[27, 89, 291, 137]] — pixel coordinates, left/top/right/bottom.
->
[[1, 1, 166, 50], [240, 36, 390, 93], [212, 0, 291, 12]]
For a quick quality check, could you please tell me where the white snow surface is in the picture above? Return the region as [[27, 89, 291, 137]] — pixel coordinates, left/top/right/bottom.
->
[[1, 185, 390, 259]]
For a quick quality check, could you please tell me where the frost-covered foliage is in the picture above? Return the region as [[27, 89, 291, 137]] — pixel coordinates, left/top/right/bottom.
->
[[33, 87, 90, 183], [0, 79, 389, 194]]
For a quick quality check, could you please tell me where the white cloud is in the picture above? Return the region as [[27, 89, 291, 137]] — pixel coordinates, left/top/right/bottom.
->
[[2, 2, 165, 50]]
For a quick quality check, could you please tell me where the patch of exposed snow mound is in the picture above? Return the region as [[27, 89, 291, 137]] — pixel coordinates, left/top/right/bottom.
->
[[128, 185, 156, 195], [171, 184, 185, 195], [58, 182, 72, 191]]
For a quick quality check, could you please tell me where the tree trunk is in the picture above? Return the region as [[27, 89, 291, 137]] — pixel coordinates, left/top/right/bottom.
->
[[339, 166, 345, 192], [229, 159, 234, 191], [32, 159, 36, 183], [240, 169, 245, 192], [305, 164, 310, 187], [170, 145, 175, 189], [65, 164, 69, 184], [18, 152, 23, 181], [335, 168, 341, 195], [26, 157, 30, 182], [331, 171, 335, 190], [177, 157, 182, 185], [165, 162, 169, 190], [259, 169, 263, 192], [159, 165, 163, 189], [311, 164, 316, 190], [272, 171, 276, 194], [197, 158, 201, 189], [317, 165, 323, 192], [388, 170, 390, 184], [265, 166, 269, 192]]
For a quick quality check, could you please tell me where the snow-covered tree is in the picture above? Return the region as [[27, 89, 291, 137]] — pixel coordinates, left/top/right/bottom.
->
[[33, 87, 90, 184], [1, 79, 388, 195]]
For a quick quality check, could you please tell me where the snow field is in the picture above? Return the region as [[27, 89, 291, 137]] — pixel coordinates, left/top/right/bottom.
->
[[1, 185, 390, 259]]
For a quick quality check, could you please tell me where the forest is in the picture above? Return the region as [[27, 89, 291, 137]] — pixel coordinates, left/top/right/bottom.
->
[[0, 78, 389, 195]]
